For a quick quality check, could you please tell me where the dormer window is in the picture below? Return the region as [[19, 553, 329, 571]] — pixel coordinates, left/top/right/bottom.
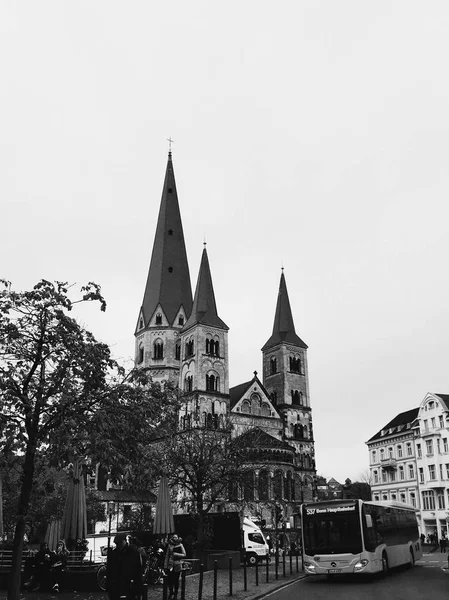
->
[[139, 318, 144, 329], [178, 316, 184, 326], [155, 313, 162, 325]]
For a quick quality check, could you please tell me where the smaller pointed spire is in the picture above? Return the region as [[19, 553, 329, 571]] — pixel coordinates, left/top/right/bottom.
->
[[262, 271, 307, 350], [183, 247, 228, 331]]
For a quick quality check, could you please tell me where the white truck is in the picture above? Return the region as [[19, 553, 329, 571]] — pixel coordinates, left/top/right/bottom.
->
[[243, 517, 270, 565]]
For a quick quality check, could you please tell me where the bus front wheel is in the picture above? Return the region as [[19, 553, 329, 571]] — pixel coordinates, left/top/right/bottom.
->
[[409, 548, 415, 567], [381, 553, 389, 575]]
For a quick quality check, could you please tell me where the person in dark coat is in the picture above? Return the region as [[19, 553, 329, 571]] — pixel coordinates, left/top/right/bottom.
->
[[164, 534, 186, 600], [24, 542, 55, 591], [106, 532, 143, 600]]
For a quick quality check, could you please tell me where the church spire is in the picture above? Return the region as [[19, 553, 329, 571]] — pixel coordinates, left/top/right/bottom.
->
[[183, 246, 228, 331], [262, 271, 307, 350], [139, 152, 193, 327]]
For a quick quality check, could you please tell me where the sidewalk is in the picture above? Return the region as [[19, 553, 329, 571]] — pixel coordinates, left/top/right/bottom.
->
[[0, 560, 306, 600]]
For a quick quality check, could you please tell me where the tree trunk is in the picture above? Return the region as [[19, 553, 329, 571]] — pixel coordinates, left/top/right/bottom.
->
[[8, 442, 36, 600]]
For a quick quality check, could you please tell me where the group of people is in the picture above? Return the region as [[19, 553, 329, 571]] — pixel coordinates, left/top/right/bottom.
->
[[106, 532, 186, 600], [23, 540, 69, 593], [420, 530, 448, 552]]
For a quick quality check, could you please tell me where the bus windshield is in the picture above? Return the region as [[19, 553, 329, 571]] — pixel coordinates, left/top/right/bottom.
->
[[303, 502, 362, 555]]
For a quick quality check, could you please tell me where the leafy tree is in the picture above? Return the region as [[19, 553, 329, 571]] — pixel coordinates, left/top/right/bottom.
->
[[0, 280, 178, 600], [158, 422, 250, 550]]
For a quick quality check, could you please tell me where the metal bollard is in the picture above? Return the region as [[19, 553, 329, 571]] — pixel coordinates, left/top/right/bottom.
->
[[180, 569, 186, 600], [275, 552, 279, 580], [198, 563, 204, 600], [296, 552, 299, 573], [290, 551, 293, 574], [282, 550, 286, 577], [255, 557, 259, 586], [213, 560, 218, 600], [243, 558, 247, 591], [162, 573, 168, 600], [229, 556, 233, 596], [142, 583, 148, 600], [266, 554, 269, 583]]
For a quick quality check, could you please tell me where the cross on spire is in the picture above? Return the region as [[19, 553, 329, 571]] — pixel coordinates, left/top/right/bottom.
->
[[167, 137, 175, 152]]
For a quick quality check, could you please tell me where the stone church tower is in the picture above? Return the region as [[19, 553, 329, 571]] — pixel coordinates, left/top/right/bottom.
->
[[262, 272, 315, 473], [178, 246, 230, 428], [134, 152, 193, 384]]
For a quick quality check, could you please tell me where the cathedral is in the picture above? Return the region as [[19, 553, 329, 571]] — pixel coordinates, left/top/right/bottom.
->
[[134, 152, 316, 525]]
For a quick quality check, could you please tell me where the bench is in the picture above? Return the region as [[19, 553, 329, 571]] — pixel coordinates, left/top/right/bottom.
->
[[0, 549, 34, 573]]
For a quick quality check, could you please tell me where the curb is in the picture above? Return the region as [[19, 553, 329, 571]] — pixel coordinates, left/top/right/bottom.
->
[[244, 573, 308, 600]]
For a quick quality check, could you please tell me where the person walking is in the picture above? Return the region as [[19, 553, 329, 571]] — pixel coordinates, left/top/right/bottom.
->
[[164, 534, 186, 600], [106, 532, 143, 600]]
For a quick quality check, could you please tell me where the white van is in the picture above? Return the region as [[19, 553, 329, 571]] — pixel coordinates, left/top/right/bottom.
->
[[243, 517, 270, 565]]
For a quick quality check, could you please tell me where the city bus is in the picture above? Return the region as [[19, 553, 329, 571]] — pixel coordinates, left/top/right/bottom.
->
[[301, 499, 422, 577]]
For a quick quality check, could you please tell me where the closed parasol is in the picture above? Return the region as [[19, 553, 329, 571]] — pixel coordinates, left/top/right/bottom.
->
[[61, 460, 87, 546], [153, 476, 175, 535]]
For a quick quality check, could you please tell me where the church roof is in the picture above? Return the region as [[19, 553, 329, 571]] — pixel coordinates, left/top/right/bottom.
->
[[229, 373, 273, 409], [237, 427, 294, 452], [183, 246, 228, 331], [139, 152, 193, 327], [262, 272, 307, 351]]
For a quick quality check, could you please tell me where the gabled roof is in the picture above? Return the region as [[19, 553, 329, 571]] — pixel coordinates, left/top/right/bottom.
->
[[138, 152, 193, 329], [262, 272, 307, 351], [229, 373, 277, 411], [183, 246, 228, 331], [366, 407, 419, 443]]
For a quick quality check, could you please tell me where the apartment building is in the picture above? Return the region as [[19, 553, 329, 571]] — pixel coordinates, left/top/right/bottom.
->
[[367, 393, 449, 538]]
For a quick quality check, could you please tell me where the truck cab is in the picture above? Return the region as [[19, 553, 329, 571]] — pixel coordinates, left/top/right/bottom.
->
[[243, 517, 270, 565]]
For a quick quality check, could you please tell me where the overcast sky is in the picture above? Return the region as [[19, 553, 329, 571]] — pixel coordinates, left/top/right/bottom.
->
[[2, 2, 449, 484]]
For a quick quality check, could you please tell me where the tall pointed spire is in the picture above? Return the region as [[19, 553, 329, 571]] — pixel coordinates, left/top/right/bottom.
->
[[139, 152, 193, 326], [183, 246, 228, 331], [262, 271, 307, 350]]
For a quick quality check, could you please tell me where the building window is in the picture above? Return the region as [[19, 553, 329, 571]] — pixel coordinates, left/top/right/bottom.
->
[[291, 390, 301, 405], [206, 373, 219, 392], [185, 340, 194, 357], [270, 357, 277, 375], [178, 315, 184, 326], [391, 493, 397, 500], [400, 493, 406, 503], [289, 356, 301, 373], [409, 464, 415, 479], [184, 375, 193, 392], [417, 444, 422, 458], [374, 494, 380, 501], [372, 450, 377, 464], [439, 415, 444, 428], [422, 491, 435, 511], [139, 318, 144, 329], [258, 470, 269, 501], [437, 439, 441, 454], [406, 443, 412, 456], [153, 340, 164, 360], [446, 464, 449, 479], [410, 491, 416, 507], [206, 338, 220, 357], [399, 466, 404, 480], [137, 344, 144, 364], [175, 342, 181, 360], [444, 438, 449, 453], [390, 471, 396, 482], [429, 465, 436, 480], [155, 313, 162, 325], [397, 445, 403, 458], [380, 448, 385, 460], [419, 467, 424, 484], [373, 470, 379, 484], [270, 391, 277, 404], [426, 440, 433, 456], [440, 464, 444, 480], [382, 471, 387, 483]]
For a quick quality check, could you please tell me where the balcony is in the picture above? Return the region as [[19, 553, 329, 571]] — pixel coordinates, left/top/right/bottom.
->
[[380, 458, 397, 470]]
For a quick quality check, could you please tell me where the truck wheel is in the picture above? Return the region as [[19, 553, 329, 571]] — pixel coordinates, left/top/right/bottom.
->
[[381, 552, 389, 576], [246, 553, 258, 566]]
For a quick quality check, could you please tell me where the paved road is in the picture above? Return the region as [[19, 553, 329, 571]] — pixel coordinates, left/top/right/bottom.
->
[[266, 552, 449, 600]]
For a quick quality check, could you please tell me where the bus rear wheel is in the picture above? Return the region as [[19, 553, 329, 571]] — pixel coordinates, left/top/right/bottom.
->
[[381, 552, 389, 575]]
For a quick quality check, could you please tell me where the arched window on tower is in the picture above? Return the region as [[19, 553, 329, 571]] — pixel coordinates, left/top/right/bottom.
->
[[186, 339, 194, 357], [270, 357, 277, 375], [206, 373, 219, 392], [175, 342, 181, 360], [137, 344, 144, 364], [291, 390, 300, 405], [289, 356, 301, 373], [153, 340, 164, 360], [184, 375, 193, 392]]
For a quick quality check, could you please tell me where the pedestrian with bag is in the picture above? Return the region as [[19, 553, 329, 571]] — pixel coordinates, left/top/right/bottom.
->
[[164, 534, 186, 600]]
